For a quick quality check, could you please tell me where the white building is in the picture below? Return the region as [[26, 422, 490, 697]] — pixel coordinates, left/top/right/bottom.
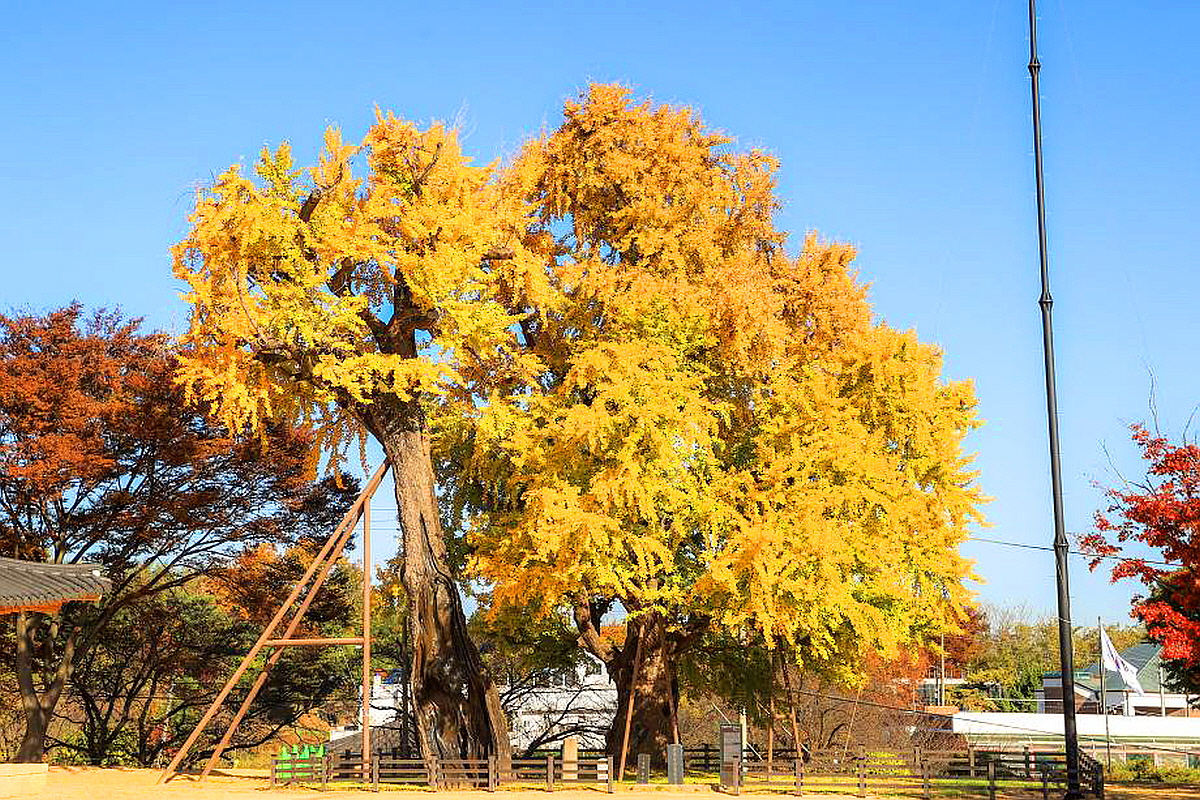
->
[[948, 643, 1200, 767], [503, 654, 618, 751], [1038, 643, 1198, 717], [328, 659, 618, 752], [328, 669, 409, 743]]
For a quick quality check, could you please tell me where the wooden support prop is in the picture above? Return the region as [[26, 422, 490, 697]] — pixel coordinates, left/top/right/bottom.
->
[[264, 637, 365, 646], [361, 501, 372, 785], [199, 497, 369, 779], [781, 663, 803, 761], [617, 627, 644, 782], [160, 461, 390, 783]]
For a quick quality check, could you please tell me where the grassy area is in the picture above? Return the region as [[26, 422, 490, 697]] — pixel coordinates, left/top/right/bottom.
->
[[1105, 760, 1200, 786]]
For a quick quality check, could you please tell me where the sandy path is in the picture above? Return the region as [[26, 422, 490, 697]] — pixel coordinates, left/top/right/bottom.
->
[[35, 767, 1200, 800]]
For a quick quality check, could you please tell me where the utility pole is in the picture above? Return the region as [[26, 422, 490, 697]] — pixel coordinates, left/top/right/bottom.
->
[[1028, 2, 1081, 796], [939, 632, 946, 706], [1098, 618, 1111, 769]]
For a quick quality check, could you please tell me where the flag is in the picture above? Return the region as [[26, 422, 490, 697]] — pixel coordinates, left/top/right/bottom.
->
[[1100, 627, 1145, 695]]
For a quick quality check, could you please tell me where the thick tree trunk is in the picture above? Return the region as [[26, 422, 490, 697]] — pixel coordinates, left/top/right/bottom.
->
[[13, 611, 76, 763], [15, 713, 48, 764], [604, 613, 678, 770], [364, 404, 511, 763]]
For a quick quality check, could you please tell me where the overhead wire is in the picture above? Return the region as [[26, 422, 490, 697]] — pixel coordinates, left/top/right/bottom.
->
[[966, 535, 1182, 569]]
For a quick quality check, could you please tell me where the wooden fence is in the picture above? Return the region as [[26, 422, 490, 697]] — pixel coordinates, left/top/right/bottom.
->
[[725, 748, 1105, 798], [270, 746, 1102, 796], [272, 751, 614, 792]]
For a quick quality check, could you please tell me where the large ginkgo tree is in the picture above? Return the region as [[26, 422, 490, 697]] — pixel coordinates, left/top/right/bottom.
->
[[437, 85, 985, 758]]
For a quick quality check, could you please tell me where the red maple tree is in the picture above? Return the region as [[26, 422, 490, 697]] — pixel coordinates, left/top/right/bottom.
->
[[0, 304, 357, 761], [1083, 424, 1200, 684]]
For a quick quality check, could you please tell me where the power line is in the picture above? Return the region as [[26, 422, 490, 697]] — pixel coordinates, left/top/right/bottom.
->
[[966, 536, 1183, 569]]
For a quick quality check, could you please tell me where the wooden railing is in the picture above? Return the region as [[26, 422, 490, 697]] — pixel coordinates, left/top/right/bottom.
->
[[725, 748, 1105, 798], [270, 745, 1102, 796]]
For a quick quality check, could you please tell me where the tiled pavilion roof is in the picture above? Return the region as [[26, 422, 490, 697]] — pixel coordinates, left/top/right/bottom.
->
[[0, 557, 111, 613]]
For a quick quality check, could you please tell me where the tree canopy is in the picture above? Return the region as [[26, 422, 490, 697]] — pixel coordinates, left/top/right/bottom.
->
[[1084, 424, 1200, 692], [444, 84, 982, 665], [0, 304, 357, 761], [435, 84, 985, 754]]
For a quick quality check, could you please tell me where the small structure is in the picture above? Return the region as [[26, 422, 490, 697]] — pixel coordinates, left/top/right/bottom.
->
[[0, 557, 111, 614], [1040, 642, 1197, 717], [1, 556, 110, 795]]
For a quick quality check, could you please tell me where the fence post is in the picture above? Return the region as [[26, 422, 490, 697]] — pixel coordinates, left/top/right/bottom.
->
[[606, 755, 614, 794], [372, 751, 379, 792], [856, 747, 866, 799], [922, 759, 930, 800], [1041, 769, 1049, 800], [987, 760, 996, 800], [487, 755, 497, 792], [733, 756, 741, 795], [968, 744, 976, 779], [1023, 744, 1031, 779], [321, 753, 328, 790], [428, 755, 440, 791], [1095, 761, 1105, 800], [794, 759, 803, 796], [546, 754, 555, 792]]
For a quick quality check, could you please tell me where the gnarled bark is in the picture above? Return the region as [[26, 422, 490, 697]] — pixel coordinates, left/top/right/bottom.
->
[[363, 403, 510, 763], [604, 613, 678, 769], [574, 602, 688, 768]]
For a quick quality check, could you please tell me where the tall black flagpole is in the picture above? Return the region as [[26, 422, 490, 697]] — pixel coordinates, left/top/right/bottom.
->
[[1028, 2, 1082, 796]]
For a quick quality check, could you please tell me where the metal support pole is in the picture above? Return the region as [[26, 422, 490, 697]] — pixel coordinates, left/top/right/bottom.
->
[[1028, 3, 1081, 796], [1099, 618, 1111, 769], [1160, 665, 1167, 716]]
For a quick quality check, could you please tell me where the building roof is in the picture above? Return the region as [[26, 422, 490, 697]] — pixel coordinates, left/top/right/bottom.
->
[[1080, 642, 1167, 694], [0, 557, 111, 613]]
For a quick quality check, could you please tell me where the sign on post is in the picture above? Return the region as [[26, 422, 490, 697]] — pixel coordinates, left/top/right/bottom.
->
[[719, 722, 743, 789], [667, 743, 684, 785]]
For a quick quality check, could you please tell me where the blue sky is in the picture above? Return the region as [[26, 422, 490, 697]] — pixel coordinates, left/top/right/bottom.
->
[[3, 1, 1198, 626]]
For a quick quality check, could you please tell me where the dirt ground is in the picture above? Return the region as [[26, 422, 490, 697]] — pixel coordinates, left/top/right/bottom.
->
[[30, 767, 1200, 800]]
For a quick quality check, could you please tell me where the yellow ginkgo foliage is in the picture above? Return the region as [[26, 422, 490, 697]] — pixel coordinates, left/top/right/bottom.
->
[[172, 114, 550, 762], [437, 84, 985, 757]]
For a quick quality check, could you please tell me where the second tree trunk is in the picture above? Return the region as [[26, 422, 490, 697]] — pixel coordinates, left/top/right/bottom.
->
[[605, 613, 678, 770]]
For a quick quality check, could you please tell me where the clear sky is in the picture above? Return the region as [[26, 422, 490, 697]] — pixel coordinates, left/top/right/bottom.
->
[[3, 1, 1197, 626]]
